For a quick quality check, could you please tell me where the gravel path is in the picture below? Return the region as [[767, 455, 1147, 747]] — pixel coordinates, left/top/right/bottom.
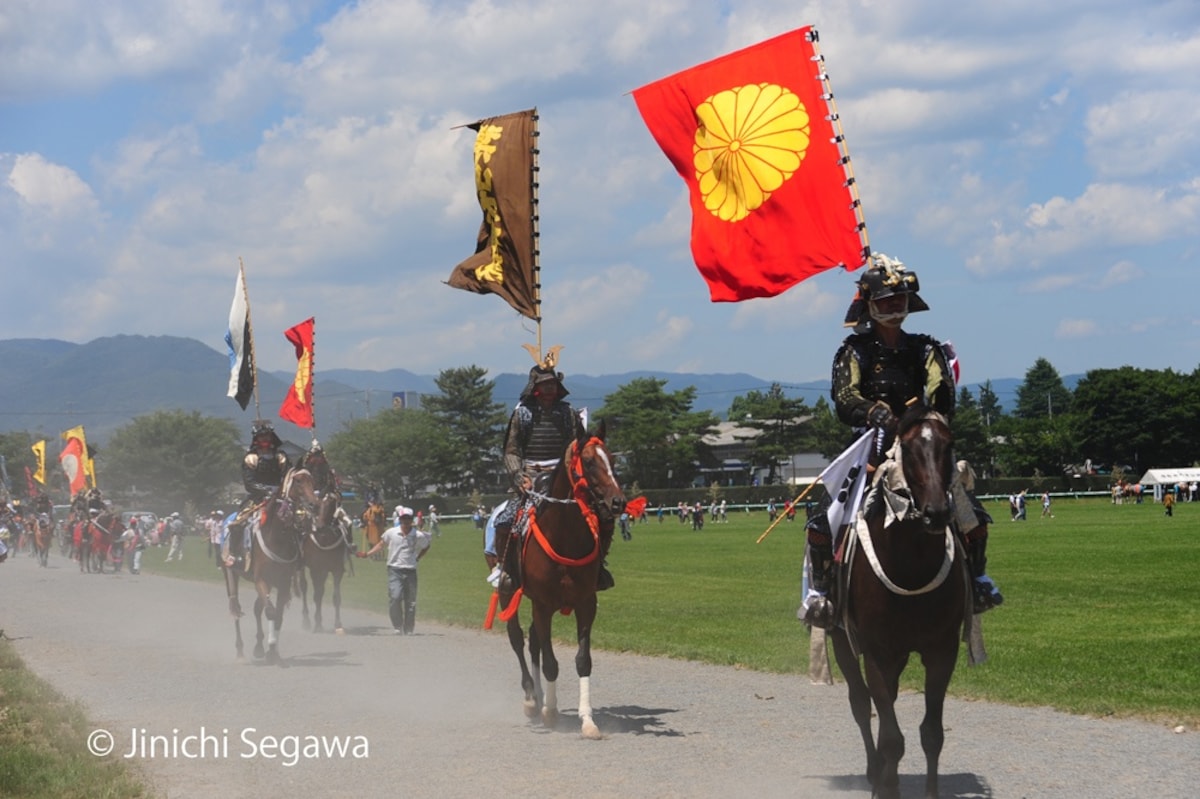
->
[[1, 553, 1195, 799]]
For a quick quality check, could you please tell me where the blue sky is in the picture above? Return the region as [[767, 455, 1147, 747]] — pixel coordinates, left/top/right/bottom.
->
[[3, 0, 1199, 394]]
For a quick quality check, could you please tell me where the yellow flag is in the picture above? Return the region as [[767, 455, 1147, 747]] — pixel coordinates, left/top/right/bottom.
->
[[31, 440, 46, 484]]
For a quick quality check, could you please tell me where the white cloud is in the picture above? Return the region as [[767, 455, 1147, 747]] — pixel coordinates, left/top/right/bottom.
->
[[1056, 319, 1099, 339], [6, 153, 96, 212]]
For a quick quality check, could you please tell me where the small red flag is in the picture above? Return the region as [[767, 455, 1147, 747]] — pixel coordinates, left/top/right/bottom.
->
[[279, 317, 315, 428], [633, 26, 867, 301]]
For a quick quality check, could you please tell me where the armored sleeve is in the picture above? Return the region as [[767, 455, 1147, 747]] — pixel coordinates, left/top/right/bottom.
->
[[831, 339, 876, 427], [923, 339, 956, 418], [502, 407, 527, 485]]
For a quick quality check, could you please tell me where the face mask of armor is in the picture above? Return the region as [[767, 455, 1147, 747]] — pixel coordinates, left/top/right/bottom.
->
[[868, 295, 909, 328]]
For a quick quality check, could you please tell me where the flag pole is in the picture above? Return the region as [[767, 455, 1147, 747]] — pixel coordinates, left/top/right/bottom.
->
[[239, 257, 262, 420], [808, 27, 871, 260], [531, 107, 543, 361], [310, 316, 318, 445], [756, 478, 826, 544]]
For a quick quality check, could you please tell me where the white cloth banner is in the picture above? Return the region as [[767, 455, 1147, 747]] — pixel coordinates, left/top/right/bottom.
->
[[823, 430, 876, 543], [800, 429, 875, 616]]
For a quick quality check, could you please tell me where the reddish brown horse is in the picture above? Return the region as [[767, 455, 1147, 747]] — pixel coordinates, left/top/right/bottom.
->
[[297, 491, 352, 634], [493, 415, 625, 738], [83, 511, 124, 574], [226, 468, 320, 664], [828, 404, 971, 799]]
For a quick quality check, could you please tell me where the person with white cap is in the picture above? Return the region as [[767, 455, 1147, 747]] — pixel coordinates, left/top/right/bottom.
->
[[359, 506, 431, 634]]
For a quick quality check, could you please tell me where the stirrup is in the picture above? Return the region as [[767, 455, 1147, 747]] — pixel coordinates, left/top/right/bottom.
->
[[803, 593, 838, 631], [972, 576, 1004, 614]]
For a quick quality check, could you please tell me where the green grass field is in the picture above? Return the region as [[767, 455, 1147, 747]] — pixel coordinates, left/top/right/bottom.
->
[[146, 497, 1199, 727]]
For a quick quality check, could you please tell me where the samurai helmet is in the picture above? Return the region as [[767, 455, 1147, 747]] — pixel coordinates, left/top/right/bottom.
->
[[843, 253, 930, 330]]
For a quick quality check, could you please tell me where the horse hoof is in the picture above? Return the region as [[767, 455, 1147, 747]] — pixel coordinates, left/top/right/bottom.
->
[[334, 627, 345, 636], [523, 699, 539, 719], [581, 719, 602, 739], [541, 708, 558, 729], [253, 645, 265, 659]]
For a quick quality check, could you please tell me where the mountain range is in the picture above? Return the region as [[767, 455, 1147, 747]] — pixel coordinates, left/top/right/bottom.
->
[[0, 335, 1032, 445]]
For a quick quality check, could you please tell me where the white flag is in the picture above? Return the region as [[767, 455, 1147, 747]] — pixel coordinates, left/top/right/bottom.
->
[[821, 429, 875, 542], [800, 429, 876, 616]]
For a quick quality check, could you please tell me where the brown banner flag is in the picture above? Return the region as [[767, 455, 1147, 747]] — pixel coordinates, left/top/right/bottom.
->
[[446, 109, 538, 320]]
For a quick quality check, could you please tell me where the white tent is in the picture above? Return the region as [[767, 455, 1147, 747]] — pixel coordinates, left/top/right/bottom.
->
[[1136, 468, 1200, 501]]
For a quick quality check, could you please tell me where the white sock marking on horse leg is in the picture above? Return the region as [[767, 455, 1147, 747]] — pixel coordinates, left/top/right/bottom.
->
[[578, 676, 592, 722], [267, 622, 278, 648], [544, 680, 557, 715]]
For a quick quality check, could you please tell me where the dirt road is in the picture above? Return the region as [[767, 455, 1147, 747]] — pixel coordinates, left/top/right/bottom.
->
[[1, 554, 1194, 798]]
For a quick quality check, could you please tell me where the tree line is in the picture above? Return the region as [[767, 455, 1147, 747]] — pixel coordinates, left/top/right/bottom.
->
[[1, 358, 1193, 513]]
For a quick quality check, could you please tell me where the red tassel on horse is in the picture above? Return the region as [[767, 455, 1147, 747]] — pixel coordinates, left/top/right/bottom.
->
[[483, 590, 500, 630]]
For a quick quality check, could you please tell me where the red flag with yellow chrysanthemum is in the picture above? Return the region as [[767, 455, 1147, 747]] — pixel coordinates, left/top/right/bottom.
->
[[279, 317, 315, 429], [633, 26, 868, 301]]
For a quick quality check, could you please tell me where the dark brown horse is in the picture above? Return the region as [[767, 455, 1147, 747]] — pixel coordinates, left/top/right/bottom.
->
[[226, 468, 320, 664], [297, 491, 352, 634], [828, 404, 971, 799], [494, 415, 625, 738]]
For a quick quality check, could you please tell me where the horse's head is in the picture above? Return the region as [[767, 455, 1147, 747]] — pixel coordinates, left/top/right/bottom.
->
[[315, 491, 341, 531], [280, 468, 321, 530], [568, 414, 626, 522], [896, 403, 955, 531]]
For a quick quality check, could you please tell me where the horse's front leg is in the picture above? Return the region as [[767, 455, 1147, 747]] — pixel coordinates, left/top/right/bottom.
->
[[919, 638, 959, 799], [505, 614, 539, 717], [574, 592, 601, 739], [311, 570, 326, 633], [330, 571, 344, 634], [531, 603, 559, 730], [252, 595, 267, 660], [297, 569, 311, 631], [863, 650, 907, 799], [829, 629, 880, 787]]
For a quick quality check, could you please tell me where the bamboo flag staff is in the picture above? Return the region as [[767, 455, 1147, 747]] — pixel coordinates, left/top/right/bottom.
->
[[757, 430, 875, 544], [226, 258, 260, 419]]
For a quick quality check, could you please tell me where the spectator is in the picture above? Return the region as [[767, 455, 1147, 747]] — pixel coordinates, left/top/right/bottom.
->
[[359, 506, 431, 634]]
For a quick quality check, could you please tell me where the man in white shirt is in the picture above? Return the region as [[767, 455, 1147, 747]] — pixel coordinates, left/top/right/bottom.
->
[[360, 506, 431, 634]]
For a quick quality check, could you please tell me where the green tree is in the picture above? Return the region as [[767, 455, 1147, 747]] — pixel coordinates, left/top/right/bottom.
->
[[951, 386, 993, 475], [1015, 358, 1072, 419], [976, 380, 1004, 427], [101, 411, 242, 512], [0, 431, 39, 501], [997, 414, 1082, 478], [802, 396, 847, 460], [1072, 367, 1199, 471], [419, 365, 507, 492], [596, 378, 718, 489], [727, 383, 811, 484], [326, 407, 456, 502]]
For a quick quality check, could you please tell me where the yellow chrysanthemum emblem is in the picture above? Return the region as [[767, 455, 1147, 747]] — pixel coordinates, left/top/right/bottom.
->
[[693, 83, 811, 222]]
